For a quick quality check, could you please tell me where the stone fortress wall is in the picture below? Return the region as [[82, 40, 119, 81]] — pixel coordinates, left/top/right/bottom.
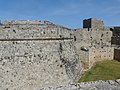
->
[[0, 18, 120, 90], [74, 18, 114, 69], [0, 20, 73, 39], [0, 20, 82, 90], [111, 27, 120, 61]]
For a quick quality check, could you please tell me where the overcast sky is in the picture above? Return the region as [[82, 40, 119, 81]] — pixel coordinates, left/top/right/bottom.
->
[[0, 0, 120, 28]]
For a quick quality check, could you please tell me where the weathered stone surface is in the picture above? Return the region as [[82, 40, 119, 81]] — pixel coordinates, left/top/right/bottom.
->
[[0, 21, 73, 39], [74, 23, 113, 69], [0, 20, 82, 90], [0, 40, 82, 90], [36, 79, 120, 90], [0, 18, 119, 90]]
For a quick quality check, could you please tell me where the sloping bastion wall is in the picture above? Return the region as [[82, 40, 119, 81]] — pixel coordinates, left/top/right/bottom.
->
[[0, 20, 82, 90]]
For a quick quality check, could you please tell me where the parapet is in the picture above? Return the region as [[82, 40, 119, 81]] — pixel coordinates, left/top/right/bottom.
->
[[3, 20, 53, 25], [83, 18, 104, 29]]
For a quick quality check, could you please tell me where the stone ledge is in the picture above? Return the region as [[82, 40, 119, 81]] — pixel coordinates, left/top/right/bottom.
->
[[36, 79, 120, 90]]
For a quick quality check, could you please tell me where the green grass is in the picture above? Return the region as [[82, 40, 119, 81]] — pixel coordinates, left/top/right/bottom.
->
[[79, 60, 120, 82]]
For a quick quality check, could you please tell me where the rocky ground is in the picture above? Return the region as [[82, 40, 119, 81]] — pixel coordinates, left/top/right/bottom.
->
[[36, 79, 120, 90]]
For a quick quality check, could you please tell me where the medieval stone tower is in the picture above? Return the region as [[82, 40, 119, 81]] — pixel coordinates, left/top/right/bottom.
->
[[74, 18, 114, 69]]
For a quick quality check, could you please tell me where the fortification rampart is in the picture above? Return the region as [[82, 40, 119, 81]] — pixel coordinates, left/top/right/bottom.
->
[[0, 18, 119, 90], [74, 22, 113, 69], [0, 20, 82, 90], [0, 20, 73, 39]]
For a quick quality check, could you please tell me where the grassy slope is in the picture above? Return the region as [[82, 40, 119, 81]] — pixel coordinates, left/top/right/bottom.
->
[[79, 60, 120, 82]]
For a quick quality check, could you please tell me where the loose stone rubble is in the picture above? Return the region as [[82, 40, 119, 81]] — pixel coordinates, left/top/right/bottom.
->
[[36, 79, 120, 90]]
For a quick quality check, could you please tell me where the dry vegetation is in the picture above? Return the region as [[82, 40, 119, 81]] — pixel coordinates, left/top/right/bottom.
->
[[79, 60, 120, 82]]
